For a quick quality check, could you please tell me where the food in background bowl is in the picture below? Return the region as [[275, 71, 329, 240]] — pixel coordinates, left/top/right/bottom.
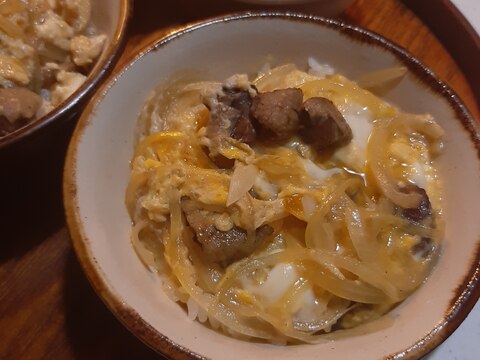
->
[[0, 0, 107, 137], [126, 60, 444, 343]]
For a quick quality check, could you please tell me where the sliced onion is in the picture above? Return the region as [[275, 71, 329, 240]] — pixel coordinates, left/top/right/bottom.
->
[[131, 220, 156, 269], [227, 164, 258, 206], [320, 253, 400, 302], [282, 280, 351, 335], [301, 195, 317, 220], [368, 122, 423, 208], [393, 113, 444, 140], [357, 66, 407, 95], [305, 178, 361, 250], [343, 195, 378, 264], [309, 270, 388, 304], [293, 302, 352, 333], [305, 208, 336, 251], [256, 249, 400, 302], [125, 171, 148, 217], [253, 63, 296, 92]]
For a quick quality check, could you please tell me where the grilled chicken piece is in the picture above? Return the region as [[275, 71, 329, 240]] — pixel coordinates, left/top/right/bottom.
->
[[299, 97, 352, 151], [181, 198, 273, 264], [204, 88, 257, 167], [251, 88, 303, 142]]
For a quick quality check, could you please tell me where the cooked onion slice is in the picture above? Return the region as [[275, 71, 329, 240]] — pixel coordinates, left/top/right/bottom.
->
[[368, 113, 443, 208], [368, 122, 423, 208], [343, 195, 379, 264], [357, 66, 407, 95], [393, 113, 444, 141], [227, 164, 258, 206], [253, 63, 296, 92], [305, 178, 362, 250]]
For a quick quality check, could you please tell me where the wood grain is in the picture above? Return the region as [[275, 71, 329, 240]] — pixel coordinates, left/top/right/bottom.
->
[[402, 0, 480, 114], [0, 1, 478, 359], [342, 0, 480, 119]]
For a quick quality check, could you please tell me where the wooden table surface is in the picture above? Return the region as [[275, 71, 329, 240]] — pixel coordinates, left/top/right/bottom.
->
[[1, 1, 478, 359]]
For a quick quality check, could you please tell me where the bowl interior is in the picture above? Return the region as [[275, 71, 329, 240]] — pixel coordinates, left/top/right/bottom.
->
[[0, 0, 129, 150], [66, 15, 480, 359], [90, 0, 125, 67]]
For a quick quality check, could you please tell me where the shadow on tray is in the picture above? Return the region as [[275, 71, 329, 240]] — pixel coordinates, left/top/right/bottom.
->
[[0, 121, 75, 264], [63, 250, 163, 359]]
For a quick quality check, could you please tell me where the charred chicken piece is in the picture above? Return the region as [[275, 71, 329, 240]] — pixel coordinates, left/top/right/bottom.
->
[[219, 87, 257, 144], [299, 97, 352, 151], [204, 88, 257, 167], [181, 198, 273, 264], [250, 88, 303, 142]]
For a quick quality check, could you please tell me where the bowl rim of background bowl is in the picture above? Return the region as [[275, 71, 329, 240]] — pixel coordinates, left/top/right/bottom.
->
[[64, 12, 480, 360], [0, 0, 132, 150]]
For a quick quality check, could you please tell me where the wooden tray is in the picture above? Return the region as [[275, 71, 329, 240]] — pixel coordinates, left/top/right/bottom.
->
[[1, 0, 478, 359]]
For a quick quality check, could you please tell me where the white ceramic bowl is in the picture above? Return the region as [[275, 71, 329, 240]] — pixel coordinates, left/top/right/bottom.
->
[[64, 13, 480, 359]]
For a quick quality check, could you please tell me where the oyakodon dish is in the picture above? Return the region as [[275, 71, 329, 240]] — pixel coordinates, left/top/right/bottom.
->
[[0, 0, 107, 137], [126, 60, 445, 343]]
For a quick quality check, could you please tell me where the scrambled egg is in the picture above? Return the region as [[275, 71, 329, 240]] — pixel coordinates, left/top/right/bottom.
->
[[35, 10, 74, 50], [70, 35, 107, 66]]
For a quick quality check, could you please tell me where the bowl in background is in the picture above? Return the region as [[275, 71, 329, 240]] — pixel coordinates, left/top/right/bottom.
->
[[178, 0, 353, 19], [0, 0, 131, 157], [64, 13, 480, 359], [236, 0, 354, 16]]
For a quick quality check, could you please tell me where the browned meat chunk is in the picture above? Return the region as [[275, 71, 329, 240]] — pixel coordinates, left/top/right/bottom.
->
[[251, 88, 303, 142], [181, 198, 273, 264], [400, 184, 432, 222], [205, 88, 256, 167], [219, 88, 256, 143], [206, 101, 238, 156], [0, 88, 42, 136], [299, 97, 352, 150]]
